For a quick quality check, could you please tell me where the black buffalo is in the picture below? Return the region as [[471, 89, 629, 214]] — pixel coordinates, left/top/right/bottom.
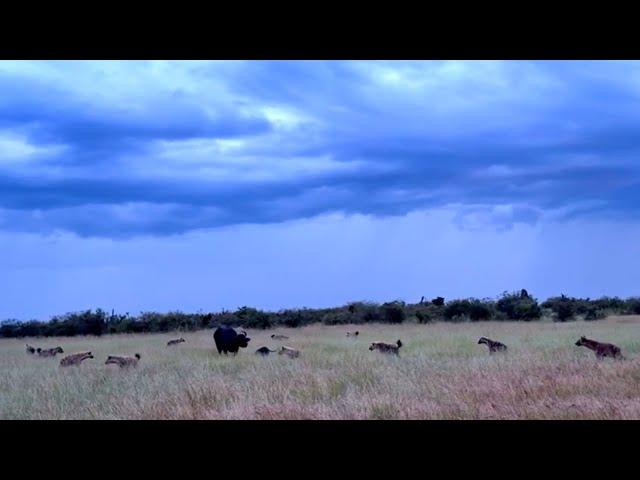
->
[[213, 326, 251, 355]]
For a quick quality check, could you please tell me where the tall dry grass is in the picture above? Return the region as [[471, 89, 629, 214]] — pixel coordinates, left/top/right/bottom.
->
[[2, 316, 640, 419]]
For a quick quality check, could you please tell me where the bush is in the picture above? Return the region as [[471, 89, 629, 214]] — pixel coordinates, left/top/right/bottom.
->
[[234, 307, 273, 329], [2, 292, 639, 338], [431, 296, 445, 306], [443, 299, 493, 322], [625, 297, 640, 315], [542, 295, 576, 322], [381, 302, 405, 324], [584, 307, 606, 321], [495, 291, 541, 321]]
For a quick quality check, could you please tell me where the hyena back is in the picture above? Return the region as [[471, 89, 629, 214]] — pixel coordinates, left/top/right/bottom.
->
[[575, 336, 624, 359], [37, 346, 64, 357], [105, 354, 141, 367], [369, 340, 403, 355], [477, 337, 507, 354], [59, 351, 94, 367]]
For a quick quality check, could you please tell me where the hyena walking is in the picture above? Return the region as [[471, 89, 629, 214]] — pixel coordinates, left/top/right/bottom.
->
[[278, 346, 300, 358], [575, 336, 625, 360], [477, 337, 507, 354], [105, 354, 141, 367], [59, 351, 94, 367], [369, 340, 403, 355], [37, 346, 64, 357]]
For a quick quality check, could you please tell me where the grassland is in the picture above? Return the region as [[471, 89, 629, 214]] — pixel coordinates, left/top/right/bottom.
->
[[3, 316, 640, 419]]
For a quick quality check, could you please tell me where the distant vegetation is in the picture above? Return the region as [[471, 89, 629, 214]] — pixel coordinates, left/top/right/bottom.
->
[[2, 290, 640, 338]]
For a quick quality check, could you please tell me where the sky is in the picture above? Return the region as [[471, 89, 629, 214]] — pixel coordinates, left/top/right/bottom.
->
[[1, 60, 640, 320]]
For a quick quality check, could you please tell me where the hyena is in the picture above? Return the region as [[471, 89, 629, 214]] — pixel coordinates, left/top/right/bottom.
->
[[26, 344, 36, 354], [59, 351, 94, 367], [271, 334, 289, 340], [278, 346, 300, 358], [369, 340, 403, 355], [105, 354, 141, 368], [575, 336, 624, 360], [346, 331, 359, 337], [37, 346, 64, 357], [255, 346, 277, 356], [477, 337, 507, 354], [167, 337, 186, 346]]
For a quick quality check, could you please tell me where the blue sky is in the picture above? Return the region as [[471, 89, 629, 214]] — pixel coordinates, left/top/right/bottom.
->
[[1, 60, 640, 319]]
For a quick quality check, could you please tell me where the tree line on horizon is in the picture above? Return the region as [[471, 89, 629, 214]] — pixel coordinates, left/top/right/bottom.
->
[[2, 290, 640, 339]]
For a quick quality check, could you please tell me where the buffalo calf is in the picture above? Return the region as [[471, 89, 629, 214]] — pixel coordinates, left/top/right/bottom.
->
[[255, 346, 277, 356]]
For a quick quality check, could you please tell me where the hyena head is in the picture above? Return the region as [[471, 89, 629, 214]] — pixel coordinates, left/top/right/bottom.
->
[[478, 337, 489, 345], [56, 347, 64, 354], [135, 353, 141, 360], [368, 343, 376, 351], [396, 340, 403, 348], [575, 336, 587, 346]]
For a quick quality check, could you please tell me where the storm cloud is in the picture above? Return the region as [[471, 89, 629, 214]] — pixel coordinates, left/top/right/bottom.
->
[[2, 60, 640, 238]]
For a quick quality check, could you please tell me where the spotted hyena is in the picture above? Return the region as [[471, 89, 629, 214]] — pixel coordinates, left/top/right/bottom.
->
[[105, 354, 141, 368], [346, 331, 359, 337], [59, 351, 94, 367], [271, 334, 289, 340], [477, 337, 507, 354], [37, 346, 64, 357], [369, 340, 403, 355], [575, 336, 624, 360], [278, 346, 300, 358], [167, 338, 186, 346]]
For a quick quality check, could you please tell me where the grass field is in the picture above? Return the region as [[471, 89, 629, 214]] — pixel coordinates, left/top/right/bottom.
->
[[3, 316, 640, 419]]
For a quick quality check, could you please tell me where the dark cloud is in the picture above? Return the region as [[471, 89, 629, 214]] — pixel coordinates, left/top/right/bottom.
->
[[1, 61, 640, 237]]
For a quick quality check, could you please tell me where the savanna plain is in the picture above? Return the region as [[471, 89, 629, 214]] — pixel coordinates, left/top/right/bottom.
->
[[3, 317, 640, 419]]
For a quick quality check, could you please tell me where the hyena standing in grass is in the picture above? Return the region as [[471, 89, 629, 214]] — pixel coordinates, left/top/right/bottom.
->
[[105, 354, 141, 368], [369, 340, 403, 355], [278, 346, 300, 358], [575, 336, 625, 360], [477, 337, 507, 354], [59, 352, 94, 367], [37, 346, 64, 357]]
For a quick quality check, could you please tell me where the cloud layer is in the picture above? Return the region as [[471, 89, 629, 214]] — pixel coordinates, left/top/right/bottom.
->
[[2, 61, 640, 238]]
